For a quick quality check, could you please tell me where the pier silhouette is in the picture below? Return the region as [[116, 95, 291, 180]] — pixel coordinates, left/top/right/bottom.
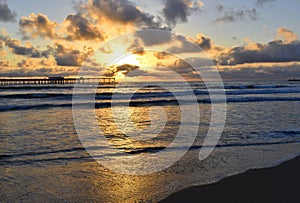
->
[[0, 77, 115, 86]]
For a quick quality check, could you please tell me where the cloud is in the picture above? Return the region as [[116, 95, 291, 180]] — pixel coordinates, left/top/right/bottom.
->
[[40, 59, 56, 67], [167, 34, 203, 54], [19, 11, 106, 42], [195, 33, 213, 50], [186, 56, 216, 67], [0, 50, 5, 57], [86, 0, 162, 29], [277, 27, 298, 43], [0, 60, 9, 67], [1, 32, 97, 67], [217, 39, 300, 65], [99, 45, 113, 54], [167, 33, 217, 54], [132, 32, 217, 55], [104, 64, 147, 77], [154, 52, 172, 60], [0, 0, 17, 22], [255, 0, 276, 7], [162, 0, 203, 28], [127, 38, 145, 54], [0, 30, 8, 47], [118, 64, 147, 77], [135, 29, 172, 46], [64, 14, 105, 41], [216, 3, 224, 12], [19, 13, 58, 39], [5, 38, 51, 58], [213, 8, 258, 24], [0, 65, 77, 77], [53, 43, 94, 67], [17, 58, 37, 68], [219, 62, 300, 81], [156, 58, 201, 79]]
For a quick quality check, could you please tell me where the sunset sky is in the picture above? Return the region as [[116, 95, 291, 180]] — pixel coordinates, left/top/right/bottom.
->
[[0, 0, 300, 81]]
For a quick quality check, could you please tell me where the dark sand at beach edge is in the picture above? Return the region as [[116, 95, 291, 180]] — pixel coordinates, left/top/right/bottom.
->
[[160, 155, 300, 203]]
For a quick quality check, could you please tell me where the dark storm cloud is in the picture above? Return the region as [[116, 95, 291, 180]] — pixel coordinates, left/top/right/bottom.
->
[[213, 8, 258, 24], [64, 14, 105, 41], [217, 40, 300, 65], [89, 0, 162, 29], [162, 0, 203, 28], [0, 0, 17, 22]]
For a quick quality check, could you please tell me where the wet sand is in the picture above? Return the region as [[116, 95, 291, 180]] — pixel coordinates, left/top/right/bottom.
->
[[160, 155, 300, 202]]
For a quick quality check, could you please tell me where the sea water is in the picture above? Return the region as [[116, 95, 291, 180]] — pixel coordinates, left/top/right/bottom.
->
[[0, 81, 300, 202]]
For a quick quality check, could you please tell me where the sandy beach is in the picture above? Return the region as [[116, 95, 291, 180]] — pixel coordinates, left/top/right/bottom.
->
[[161, 155, 300, 202]]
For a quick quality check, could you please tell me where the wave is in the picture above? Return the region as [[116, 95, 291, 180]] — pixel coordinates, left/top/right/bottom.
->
[[0, 96, 300, 112], [225, 97, 300, 103], [0, 93, 71, 99], [0, 92, 174, 100], [223, 84, 296, 89], [2, 137, 300, 165], [1, 87, 300, 100], [195, 88, 300, 96], [0, 83, 298, 92], [0, 147, 86, 159], [0, 156, 94, 166]]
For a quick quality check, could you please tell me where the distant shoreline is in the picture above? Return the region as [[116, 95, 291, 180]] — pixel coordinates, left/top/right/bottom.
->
[[160, 155, 300, 202]]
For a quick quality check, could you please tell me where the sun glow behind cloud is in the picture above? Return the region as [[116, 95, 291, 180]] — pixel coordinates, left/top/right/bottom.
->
[[114, 54, 141, 67]]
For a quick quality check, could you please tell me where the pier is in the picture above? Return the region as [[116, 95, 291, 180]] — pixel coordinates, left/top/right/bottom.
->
[[0, 77, 116, 86]]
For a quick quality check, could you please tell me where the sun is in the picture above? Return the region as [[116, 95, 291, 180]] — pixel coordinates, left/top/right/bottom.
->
[[114, 54, 141, 67]]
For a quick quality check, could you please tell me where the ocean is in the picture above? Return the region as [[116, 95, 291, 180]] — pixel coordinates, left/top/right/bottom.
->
[[1, 81, 300, 202]]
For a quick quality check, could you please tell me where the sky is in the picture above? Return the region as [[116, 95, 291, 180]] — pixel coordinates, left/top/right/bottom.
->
[[0, 0, 300, 81]]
